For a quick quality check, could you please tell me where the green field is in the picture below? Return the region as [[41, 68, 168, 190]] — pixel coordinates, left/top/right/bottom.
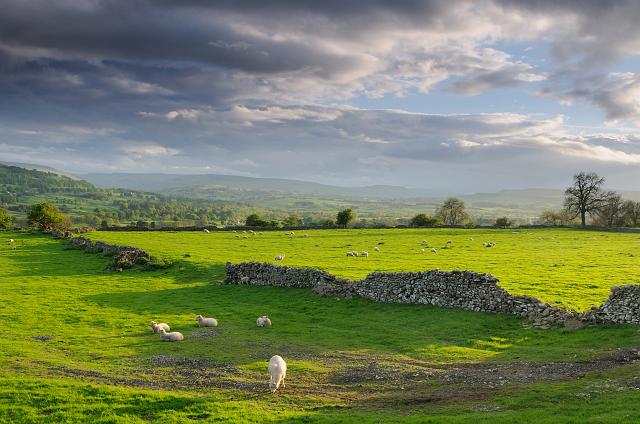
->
[[87, 228, 640, 311], [3, 229, 640, 423]]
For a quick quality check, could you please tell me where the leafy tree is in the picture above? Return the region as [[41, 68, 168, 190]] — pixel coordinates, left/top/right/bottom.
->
[[27, 202, 69, 231], [435, 197, 469, 226], [245, 213, 269, 227], [564, 172, 607, 227], [409, 213, 439, 227], [593, 191, 625, 228], [0, 207, 12, 229], [282, 215, 302, 227], [624, 200, 640, 227], [336, 208, 355, 228], [494, 216, 513, 228]]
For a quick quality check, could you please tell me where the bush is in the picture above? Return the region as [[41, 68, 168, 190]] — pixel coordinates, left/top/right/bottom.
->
[[494, 217, 514, 228], [0, 208, 12, 229], [409, 213, 440, 227]]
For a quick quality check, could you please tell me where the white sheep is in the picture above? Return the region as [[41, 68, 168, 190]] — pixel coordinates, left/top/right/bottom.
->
[[361, 251, 368, 257], [203, 228, 210, 233], [268, 355, 287, 393], [275, 254, 285, 261], [257, 316, 272, 327], [420, 248, 425, 254], [9, 239, 15, 243], [158, 328, 184, 341], [373, 246, 380, 252], [346, 251, 355, 257], [430, 248, 437, 253], [196, 315, 218, 327], [150, 321, 170, 333]]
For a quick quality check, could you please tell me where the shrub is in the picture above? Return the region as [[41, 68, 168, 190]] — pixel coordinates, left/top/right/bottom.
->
[[409, 213, 440, 227], [0, 208, 12, 229]]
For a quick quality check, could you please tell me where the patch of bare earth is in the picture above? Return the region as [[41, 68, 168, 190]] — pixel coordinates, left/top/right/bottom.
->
[[47, 348, 640, 408]]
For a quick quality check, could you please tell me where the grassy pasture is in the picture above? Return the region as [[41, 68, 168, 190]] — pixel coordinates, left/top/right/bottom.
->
[[86, 228, 640, 311], [2, 229, 640, 422]]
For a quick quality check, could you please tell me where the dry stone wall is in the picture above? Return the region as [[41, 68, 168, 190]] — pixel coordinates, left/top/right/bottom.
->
[[225, 262, 640, 328], [51, 230, 150, 270]]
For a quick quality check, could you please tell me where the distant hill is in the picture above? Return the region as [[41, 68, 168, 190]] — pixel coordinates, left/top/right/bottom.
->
[[0, 161, 82, 181], [0, 163, 95, 193], [83, 172, 438, 199]]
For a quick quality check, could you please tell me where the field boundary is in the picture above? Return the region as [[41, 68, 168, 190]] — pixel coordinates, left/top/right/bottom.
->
[[225, 262, 640, 328]]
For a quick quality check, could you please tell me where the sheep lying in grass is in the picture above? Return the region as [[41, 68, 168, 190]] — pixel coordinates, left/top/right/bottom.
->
[[150, 321, 170, 333], [373, 246, 380, 252], [268, 355, 287, 393], [274, 254, 285, 261], [196, 315, 218, 327], [158, 328, 184, 341], [257, 316, 272, 327]]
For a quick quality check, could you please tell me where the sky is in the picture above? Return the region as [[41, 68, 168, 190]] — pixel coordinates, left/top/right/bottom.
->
[[1, 0, 640, 192]]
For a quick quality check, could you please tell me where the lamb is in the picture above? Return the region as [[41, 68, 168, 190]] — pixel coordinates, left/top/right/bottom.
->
[[275, 254, 285, 261], [430, 248, 437, 253], [196, 315, 218, 327], [257, 316, 272, 327], [150, 321, 170, 333], [361, 251, 368, 257], [268, 355, 287, 393], [373, 246, 380, 252], [158, 328, 184, 341]]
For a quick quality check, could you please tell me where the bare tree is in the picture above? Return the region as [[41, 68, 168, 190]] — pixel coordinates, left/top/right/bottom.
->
[[624, 200, 640, 227], [564, 172, 607, 227], [436, 197, 469, 225], [594, 191, 625, 228], [539, 208, 577, 226]]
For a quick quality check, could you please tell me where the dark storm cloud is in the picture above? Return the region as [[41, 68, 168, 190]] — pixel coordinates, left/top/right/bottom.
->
[[1, 0, 640, 189]]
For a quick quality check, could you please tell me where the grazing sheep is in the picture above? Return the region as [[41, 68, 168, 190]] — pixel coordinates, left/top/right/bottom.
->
[[196, 315, 218, 327], [421, 240, 428, 245], [203, 228, 210, 233], [268, 355, 287, 393], [150, 321, 170, 333], [346, 251, 355, 257], [275, 254, 285, 261], [373, 246, 380, 252], [9, 239, 15, 243], [361, 251, 368, 257], [430, 248, 437, 253], [158, 328, 184, 341], [257, 316, 272, 327]]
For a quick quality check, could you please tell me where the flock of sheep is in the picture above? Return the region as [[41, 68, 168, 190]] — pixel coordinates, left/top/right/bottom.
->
[[148, 314, 285, 393]]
